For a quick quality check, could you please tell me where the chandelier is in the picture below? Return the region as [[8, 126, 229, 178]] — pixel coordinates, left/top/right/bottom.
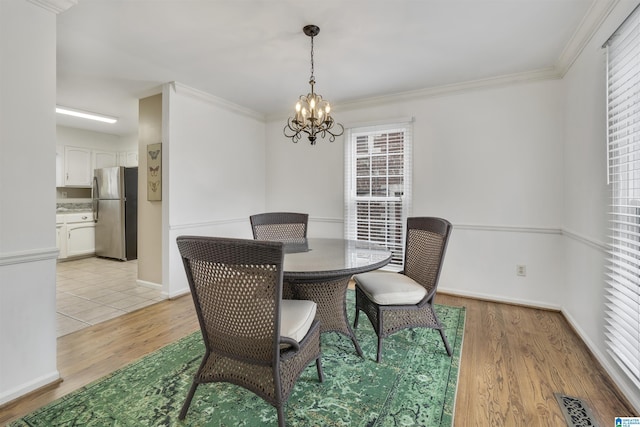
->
[[284, 25, 344, 145]]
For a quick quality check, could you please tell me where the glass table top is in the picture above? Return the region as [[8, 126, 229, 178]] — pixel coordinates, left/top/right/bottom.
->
[[282, 238, 392, 279]]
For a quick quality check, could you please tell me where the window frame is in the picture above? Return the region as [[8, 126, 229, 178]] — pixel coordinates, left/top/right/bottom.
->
[[344, 120, 413, 269], [604, 4, 640, 389]]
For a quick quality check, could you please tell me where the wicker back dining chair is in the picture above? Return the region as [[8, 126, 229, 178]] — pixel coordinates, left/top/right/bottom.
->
[[176, 236, 324, 427], [250, 212, 309, 241], [352, 217, 453, 362]]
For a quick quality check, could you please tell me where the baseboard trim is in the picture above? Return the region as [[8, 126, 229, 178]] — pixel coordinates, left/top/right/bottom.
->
[[438, 287, 562, 311], [136, 279, 162, 291], [438, 287, 640, 413], [168, 287, 190, 300], [561, 308, 640, 413], [0, 371, 61, 407]]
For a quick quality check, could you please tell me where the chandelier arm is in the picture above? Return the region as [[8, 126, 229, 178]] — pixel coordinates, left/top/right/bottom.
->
[[331, 122, 345, 137], [283, 118, 303, 143]]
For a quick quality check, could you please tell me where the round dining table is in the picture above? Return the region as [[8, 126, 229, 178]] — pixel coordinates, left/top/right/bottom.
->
[[282, 238, 392, 357]]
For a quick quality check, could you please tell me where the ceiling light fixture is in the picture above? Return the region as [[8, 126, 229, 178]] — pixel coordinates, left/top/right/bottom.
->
[[284, 25, 343, 145], [56, 106, 118, 124]]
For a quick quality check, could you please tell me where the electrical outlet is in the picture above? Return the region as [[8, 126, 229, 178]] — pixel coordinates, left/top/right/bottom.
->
[[61, 191, 67, 198], [516, 265, 527, 276]]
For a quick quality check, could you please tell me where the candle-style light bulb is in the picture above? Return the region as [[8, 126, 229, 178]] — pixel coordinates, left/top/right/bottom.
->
[[295, 102, 302, 122]]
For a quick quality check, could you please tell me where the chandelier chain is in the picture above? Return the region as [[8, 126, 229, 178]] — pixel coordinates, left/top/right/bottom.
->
[[310, 35, 315, 81]]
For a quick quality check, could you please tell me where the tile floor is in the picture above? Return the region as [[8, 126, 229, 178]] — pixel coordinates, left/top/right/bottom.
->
[[56, 257, 165, 337]]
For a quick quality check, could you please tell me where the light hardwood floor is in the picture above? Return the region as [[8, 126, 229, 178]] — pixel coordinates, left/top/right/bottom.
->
[[0, 292, 635, 425]]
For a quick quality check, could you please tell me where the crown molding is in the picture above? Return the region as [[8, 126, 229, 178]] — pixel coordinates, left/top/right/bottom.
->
[[556, 0, 620, 76], [267, 66, 561, 121], [27, 0, 77, 14], [340, 67, 561, 113], [169, 82, 265, 122], [268, 1, 622, 121]]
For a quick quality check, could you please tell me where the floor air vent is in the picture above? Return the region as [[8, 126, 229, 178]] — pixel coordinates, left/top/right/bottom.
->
[[554, 393, 599, 427]]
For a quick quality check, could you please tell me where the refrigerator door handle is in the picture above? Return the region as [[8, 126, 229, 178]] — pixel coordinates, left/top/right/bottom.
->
[[93, 176, 99, 222]]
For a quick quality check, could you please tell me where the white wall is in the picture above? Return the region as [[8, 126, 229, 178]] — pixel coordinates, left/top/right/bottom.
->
[[56, 125, 136, 152], [264, 1, 640, 410], [0, 0, 59, 405], [562, 0, 640, 411], [164, 83, 266, 297], [1, 0, 637, 411], [266, 79, 565, 307]]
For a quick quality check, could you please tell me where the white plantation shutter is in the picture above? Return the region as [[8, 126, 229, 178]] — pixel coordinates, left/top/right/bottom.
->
[[345, 120, 412, 268], [605, 5, 640, 388]]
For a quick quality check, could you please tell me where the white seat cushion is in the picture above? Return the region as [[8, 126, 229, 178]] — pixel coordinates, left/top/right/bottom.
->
[[281, 299, 317, 342], [354, 271, 427, 305]]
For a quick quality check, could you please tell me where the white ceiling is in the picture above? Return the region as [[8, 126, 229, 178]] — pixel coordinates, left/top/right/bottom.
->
[[55, 0, 615, 136]]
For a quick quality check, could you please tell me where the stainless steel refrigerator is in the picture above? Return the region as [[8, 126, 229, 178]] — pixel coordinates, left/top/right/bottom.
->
[[93, 166, 138, 261]]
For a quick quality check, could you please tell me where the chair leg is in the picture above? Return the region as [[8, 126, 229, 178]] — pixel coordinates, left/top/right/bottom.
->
[[178, 381, 199, 420], [277, 405, 286, 427], [439, 328, 453, 357], [376, 336, 383, 363], [353, 307, 360, 328], [316, 357, 325, 382]]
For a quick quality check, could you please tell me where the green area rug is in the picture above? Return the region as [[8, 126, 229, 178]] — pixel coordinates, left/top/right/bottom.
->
[[11, 294, 465, 426]]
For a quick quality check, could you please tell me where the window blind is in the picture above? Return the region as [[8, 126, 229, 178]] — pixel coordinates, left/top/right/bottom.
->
[[605, 5, 640, 388], [344, 121, 413, 268]]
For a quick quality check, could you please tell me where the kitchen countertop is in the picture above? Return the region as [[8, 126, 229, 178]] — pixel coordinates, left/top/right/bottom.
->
[[56, 200, 92, 213], [56, 208, 93, 213]]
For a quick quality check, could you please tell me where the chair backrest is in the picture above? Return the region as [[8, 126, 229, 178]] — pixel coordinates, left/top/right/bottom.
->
[[176, 236, 284, 364], [250, 212, 309, 241], [403, 217, 452, 295]]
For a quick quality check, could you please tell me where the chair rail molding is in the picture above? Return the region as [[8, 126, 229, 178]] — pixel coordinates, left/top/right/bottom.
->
[[309, 216, 343, 224], [561, 228, 607, 252], [169, 217, 247, 231], [167, 217, 607, 253], [453, 223, 561, 235], [0, 247, 59, 266]]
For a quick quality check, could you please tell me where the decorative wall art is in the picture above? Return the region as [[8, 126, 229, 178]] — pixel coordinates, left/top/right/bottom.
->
[[147, 143, 162, 201]]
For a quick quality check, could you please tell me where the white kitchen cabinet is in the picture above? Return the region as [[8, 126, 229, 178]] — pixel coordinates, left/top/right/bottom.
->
[[56, 146, 65, 187], [93, 150, 118, 170], [56, 222, 67, 259], [67, 222, 95, 257], [57, 213, 95, 259], [64, 146, 92, 187], [118, 150, 138, 167]]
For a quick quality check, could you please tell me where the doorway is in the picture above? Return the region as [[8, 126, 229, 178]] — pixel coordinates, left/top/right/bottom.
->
[[56, 257, 163, 337]]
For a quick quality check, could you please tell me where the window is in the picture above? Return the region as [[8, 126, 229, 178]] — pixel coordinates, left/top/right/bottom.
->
[[344, 120, 412, 268], [605, 5, 640, 388]]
